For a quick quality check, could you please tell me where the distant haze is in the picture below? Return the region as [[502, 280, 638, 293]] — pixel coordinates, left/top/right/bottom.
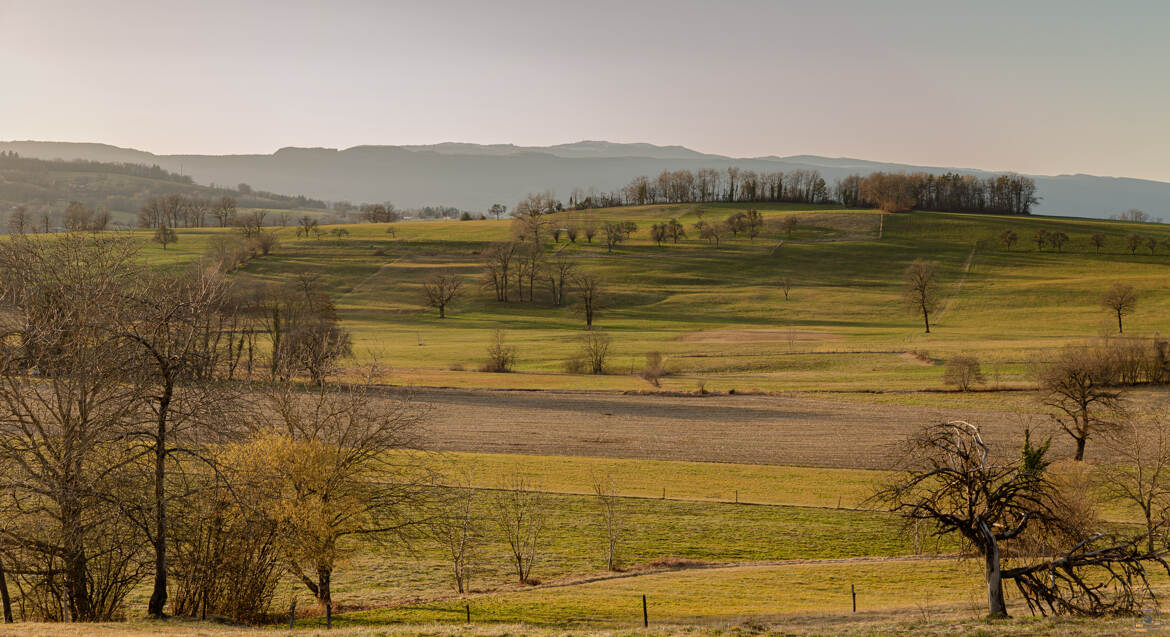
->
[[1, 1, 1168, 181], [3, 139, 1166, 220]]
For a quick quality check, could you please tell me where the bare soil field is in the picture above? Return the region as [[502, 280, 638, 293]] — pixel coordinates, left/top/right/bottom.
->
[[402, 387, 1066, 469]]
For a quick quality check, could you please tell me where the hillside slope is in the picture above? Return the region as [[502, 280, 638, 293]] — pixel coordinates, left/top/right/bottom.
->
[[2, 140, 1167, 218]]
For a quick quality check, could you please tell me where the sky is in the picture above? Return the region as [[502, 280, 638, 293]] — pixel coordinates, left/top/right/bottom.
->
[[1, 0, 1168, 181]]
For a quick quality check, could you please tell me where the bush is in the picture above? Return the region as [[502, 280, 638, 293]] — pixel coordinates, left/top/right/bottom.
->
[[943, 354, 984, 391], [579, 331, 612, 374], [563, 357, 586, 374], [639, 352, 667, 387], [481, 330, 517, 373]]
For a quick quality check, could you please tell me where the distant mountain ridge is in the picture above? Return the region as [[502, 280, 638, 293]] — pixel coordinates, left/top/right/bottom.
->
[[0, 140, 1166, 219]]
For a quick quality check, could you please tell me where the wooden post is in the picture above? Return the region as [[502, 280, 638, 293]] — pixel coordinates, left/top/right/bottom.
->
[[288, 600, 296, 630], [851, 584, 856, 613], [735, 489, 738, 504], [326, 602, 332, 629], [661, 487, 665, 500], [465, 603, 470, 624], [642, 594, 648, 627]]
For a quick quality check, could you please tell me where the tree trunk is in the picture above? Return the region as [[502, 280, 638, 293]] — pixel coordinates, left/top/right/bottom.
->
[[979, 520, 1008, 617], [148, 382, 174, 618], [0, 557, 12, 623], [1075, 436, 1086, 461], [1117, 311, 1124, 334], [438, 303, 445, 319], [922, 306, 931, 333], [315, 567, 332, 610]]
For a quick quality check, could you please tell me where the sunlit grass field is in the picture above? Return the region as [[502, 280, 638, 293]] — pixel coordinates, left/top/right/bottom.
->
[[134, 204, 1170, 392]]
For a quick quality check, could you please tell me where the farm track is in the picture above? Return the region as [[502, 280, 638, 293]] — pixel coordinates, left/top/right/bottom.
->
[[387, 386, 1071, 469]]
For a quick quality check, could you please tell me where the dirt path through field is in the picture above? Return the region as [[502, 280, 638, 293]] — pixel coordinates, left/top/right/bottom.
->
[[398, 387, 1058, 469]]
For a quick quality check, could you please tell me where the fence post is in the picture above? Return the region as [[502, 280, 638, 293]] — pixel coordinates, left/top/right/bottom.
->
[[288, 600, 296, 630], [851, 584, 856, 613], [326, 602, 332, 629], [465, 603, 470, 624], [642, 594, 648, 627]]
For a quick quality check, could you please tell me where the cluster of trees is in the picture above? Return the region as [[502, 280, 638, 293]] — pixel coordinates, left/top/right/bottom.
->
[[841, 171, 1038, 214], [0, 235, 375, 623], [997, 227, 1170, 255], [537, 168, 1039, 215]]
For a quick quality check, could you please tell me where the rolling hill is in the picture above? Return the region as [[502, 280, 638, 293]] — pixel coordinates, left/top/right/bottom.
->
[[2, 140, 1167, 219]]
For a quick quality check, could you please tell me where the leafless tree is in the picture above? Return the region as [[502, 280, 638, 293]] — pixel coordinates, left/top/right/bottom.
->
[[491, 475, 546, 584], [591, 476, 623, 571], [780, 216, 798, 238], [5, 206, 28, 235], [944, 354, 985, 391], [482, 329, 518, 373], [874, 422, 1063, 617], [428, 472, 481, 593], [212, 196, 236, 227], [422, 273, 462, 318], [1100, 416, 1170, 551], [1126, 233, 1142, 254], [153, 224, 177, 250], [482, 242, 517, 302], [1089, 233, 1106, 254], [571, 272, 603, 328], [639, 352, 667, 387], [1035, 346, 1126, 461], [1101, 282, 1137, 334], [903, 260, 940, 333], [999, 229, 1018, 250], [544, 254, 577, 306], [579, 331, 612, 374], [1048, 231, 1069, 252], [603, 222, 628, 252], [666, 218, 686, 243], [779, 277, 793, 301]]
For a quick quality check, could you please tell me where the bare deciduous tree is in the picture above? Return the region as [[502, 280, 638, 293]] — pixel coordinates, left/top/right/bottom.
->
[[1101, 282, 1137, 334], [491, 476, 546, 585], [571, 272, 603, 328], [1089, 233, 1106, 254], [591, 476, 623, 571], [422, 273, 462, 318], [428, 473, 481, 593], [1036, 347, 1125, 461], [999, 229, 1018, 250], [944, 354, 985, 391], [482, 329, 518, 373], [1100, 416, 1170, 551], [579, 331, 612, 375], [903, 260, 940, 333]]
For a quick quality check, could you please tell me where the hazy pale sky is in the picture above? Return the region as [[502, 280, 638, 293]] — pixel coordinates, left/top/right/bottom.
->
[[2, 0, 1168, 180]]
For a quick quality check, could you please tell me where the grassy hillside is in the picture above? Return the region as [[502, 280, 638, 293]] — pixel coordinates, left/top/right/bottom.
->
[[140, 202, 1170, 392]]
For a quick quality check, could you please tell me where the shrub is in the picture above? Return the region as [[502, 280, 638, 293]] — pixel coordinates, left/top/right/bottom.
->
[[639, 352, 667, 387], [563, 357, 586, 374], [481, 330, 517, 373], [579, 331, 612, 374], [943, 354, 984, 391]]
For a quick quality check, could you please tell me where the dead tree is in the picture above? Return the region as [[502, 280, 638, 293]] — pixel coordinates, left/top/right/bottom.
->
[[874, 421, 1059, 617], [1035, 346, 1125, 461]]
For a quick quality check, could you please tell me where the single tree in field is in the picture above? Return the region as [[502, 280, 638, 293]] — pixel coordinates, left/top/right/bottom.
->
[[1126, 233, 1142, 254], [482, 329, 518, 372], [943, 354, 985, 391], [779, 277, 793, 301], [666, 218, 686, 243], [571, 271, 603, 328], [1036, 346, 1125, 461], [329, 227, 350, 241], [650, 223, 667, 247], [744, 209, 764, 241], [998, 229, 1018, 250], [696, 220, 721, 246], [592, 475, 624, 571], [489, 203, 507, 220], [583, 217, 598, 243], [724, 211, 747, 238], [579, 330, 612, 374], [422, 273, 462, 318], [602, 222, 626, 252], [491, 475, 546, 585], [903, 260, 941, 333], [1089, 233, 1106, 254], [1033, 228, 1049, 251], [6, 206, 28, 234], [780, 215, 798, 238], [1048, 231, 1069, 252], [297, 215, 318, 238], [875, 423, 1055, 617], [1146, 236, 1158, 254], [1100, 416, 1170, 551], [153, 224, 177, 249], [1101, 282, 1137, 334], [427, 472, 482, 593], [544, 253, 577, 306]]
